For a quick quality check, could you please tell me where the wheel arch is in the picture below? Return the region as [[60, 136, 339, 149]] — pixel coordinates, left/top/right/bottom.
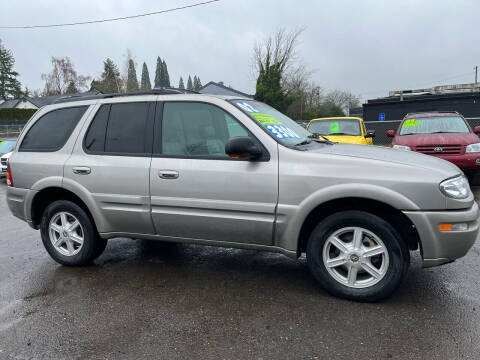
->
[[30, 186, 101, 233], [296, 197, 421, 257]]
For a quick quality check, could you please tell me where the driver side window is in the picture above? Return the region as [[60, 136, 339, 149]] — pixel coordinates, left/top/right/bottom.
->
[[161, 102, 249, 158]]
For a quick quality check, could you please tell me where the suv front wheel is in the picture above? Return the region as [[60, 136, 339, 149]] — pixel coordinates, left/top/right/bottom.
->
[[307, 210, 409, 302], [40, 200, 107, 266]]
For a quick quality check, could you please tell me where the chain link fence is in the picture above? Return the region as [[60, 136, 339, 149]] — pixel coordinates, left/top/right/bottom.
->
[[0, 124, 24, 139]]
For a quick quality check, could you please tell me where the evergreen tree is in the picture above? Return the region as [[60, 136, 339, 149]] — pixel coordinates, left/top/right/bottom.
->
[[186, 75, 193, 91], [126, 59, 139, 92], [196, 76, 202, 91], [178, 77, 185, 89], [154, 57, 163, 88], [193, 76, 203, 91], [140, 62, 151, 90], [0, 40, 22, 100], [91, 58, 121, 93], [162, 60, 170, 87], [65, 80, 78, 94]]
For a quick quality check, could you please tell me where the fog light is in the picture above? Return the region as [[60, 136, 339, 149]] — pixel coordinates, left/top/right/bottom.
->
[[476, 158, 480, 164], [439, 223, 468, 231]]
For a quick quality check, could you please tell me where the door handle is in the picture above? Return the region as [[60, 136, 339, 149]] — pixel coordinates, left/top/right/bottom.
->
[[72, 166, 91, 175], [158, 170, 179, 179]]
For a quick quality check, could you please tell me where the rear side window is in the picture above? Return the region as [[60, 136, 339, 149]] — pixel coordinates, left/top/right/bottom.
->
[[20, 106, 87, 152], [84, 102, 151, 155]]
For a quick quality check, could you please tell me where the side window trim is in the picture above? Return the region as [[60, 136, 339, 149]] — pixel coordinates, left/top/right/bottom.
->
[[152, 100, 270, 161], [82, 101, 155, 157]]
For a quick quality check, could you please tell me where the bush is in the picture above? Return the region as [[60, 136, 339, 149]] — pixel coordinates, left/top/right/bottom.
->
[[0, 108, 37, 124]]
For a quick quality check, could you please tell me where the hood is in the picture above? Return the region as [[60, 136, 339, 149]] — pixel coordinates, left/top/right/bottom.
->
[[323, 135, 367, 144], [310, 143, 461, 176], [0, 151, 12, 160], [395, 132, 480, 147]]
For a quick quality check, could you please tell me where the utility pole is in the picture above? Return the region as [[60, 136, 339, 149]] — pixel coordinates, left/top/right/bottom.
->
[[475, 66, 478, 85]]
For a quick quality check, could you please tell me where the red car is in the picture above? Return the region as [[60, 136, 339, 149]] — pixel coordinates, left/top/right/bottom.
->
[[387, 112, 480, 179]]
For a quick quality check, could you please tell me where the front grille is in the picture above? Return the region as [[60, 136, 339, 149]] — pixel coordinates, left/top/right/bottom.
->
[[1, 159, 7, 166], [414, 144, 463, 155]]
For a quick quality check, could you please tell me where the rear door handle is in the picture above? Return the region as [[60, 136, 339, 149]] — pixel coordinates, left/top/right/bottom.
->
[[72, 166, 91, 175], [158, 170, 179, 179]]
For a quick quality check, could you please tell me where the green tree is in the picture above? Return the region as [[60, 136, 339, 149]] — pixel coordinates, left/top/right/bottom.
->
[[178, 77, 185, 89], [140, 62, 152, 90], [154, 57, 163, 88], [253, 28, 303, 113], [186, 75, 193, 91], [126, 59, 139, 92], [162, 60, 170, 87], [91, 58, 121, 93], [0, 40, 22, 100], [193, 76, 202, 91]]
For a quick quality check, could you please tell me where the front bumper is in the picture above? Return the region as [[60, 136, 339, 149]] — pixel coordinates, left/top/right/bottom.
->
[[403, 202, 479, 267]]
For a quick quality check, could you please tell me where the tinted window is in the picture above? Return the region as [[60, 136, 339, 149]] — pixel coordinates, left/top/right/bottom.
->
[[20, 106, 87, 152], [161, 102, 249, 158], [105, 103, 149, 154], [84, 105, 109, 152]]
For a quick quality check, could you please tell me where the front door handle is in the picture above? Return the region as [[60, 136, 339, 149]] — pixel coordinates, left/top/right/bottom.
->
[[158, 170, 179, 179], [72, 166, 91, 175]]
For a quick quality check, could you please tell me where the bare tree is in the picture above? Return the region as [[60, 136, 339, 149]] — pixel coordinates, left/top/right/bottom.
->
[[325, 89, 360, 114], [41, 57, 90, 96]]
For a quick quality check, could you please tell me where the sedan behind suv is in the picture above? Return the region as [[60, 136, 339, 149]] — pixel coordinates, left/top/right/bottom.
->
[[6, 91, 479, 302], [387, 112, 480, 180]]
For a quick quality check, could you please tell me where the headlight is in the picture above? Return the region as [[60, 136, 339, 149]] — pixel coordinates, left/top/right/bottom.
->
[[439, 175, 469, 199], [466, 143, 480, 153], [393, 145, 411, 151]]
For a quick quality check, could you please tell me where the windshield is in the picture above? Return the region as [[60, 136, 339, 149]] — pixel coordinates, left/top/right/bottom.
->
[[308, 119, 361, 136], [230, 100, 312, 146], [0, 140, 16, 153], [399, 116, 469, 135]]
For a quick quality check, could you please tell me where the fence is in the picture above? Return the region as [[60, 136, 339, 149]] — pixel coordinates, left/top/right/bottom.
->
[[365, 117, 480, 146], [0, 124, 24, 139]]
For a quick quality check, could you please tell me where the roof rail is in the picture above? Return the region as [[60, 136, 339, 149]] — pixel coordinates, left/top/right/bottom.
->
[[53, 88, 199, 104]]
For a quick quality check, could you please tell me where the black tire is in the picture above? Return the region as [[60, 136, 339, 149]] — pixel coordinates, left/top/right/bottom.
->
[[40, 200, 106, 266], [307, 210, 409, 302]]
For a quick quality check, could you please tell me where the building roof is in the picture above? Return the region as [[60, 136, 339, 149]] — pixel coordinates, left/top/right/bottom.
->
[[0, 99, 20, 108], [199, 81, 253, 98]]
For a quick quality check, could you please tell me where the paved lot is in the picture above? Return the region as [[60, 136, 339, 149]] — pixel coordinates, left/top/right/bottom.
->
[[1, 182, 480, 360]]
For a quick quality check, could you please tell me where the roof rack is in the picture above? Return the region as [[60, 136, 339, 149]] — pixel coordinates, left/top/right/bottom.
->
[[53, 88, 199, 104]]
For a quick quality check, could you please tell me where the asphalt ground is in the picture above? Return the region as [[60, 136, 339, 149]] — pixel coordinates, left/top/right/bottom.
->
[[1, 181, 480, 359]]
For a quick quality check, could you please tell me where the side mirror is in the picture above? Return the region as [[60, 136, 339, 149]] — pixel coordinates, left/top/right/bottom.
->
[[365, 130, 376, 138], [225, 137, 262, 160], [474, 126, 480, 134], [386, 130, 395, 137]]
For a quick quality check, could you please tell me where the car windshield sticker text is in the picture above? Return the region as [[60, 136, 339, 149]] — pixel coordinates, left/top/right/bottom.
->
[[234, 101, 259, 113], [330, 121, 339, 133], [250, 113, 283, 125], [265, 125, 301, 139], [403, 118, 419, 127]]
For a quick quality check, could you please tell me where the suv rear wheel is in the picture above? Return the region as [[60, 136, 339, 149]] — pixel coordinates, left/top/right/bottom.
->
[[307, 210, 409, 302], [40, 200, 107, 266]]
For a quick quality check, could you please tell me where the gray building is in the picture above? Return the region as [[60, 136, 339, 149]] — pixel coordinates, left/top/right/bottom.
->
[[199, 81, 253, 98]]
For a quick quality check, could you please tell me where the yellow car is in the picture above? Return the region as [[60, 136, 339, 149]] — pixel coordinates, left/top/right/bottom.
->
[[307, 117, 375, 145]]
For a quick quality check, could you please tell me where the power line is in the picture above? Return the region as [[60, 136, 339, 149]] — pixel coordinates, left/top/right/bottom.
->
[[0, 0, 221, 29]]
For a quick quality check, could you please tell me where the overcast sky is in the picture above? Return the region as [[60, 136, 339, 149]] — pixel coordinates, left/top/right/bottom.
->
[[1, 0, 479, 100]]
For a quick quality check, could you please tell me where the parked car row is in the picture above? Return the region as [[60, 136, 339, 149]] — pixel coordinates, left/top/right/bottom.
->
[[5, 91, 478, 302]]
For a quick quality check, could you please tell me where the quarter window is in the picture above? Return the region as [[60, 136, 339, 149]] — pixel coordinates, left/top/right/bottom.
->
[[160, 102, 249, 158], [84, 102, 150, 154], [20, 106, 87, 152]]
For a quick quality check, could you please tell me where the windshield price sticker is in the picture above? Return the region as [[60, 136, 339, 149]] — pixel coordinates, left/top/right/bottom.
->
[[403, 118, 419, 127], [265, 125, 301, 139], [251, 113, 283, 125], [234, 101, 259, 113], [329, 121, 339, 133]]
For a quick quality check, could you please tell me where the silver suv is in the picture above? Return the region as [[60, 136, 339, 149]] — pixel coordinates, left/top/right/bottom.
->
[[6, 90, 479, 301]]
